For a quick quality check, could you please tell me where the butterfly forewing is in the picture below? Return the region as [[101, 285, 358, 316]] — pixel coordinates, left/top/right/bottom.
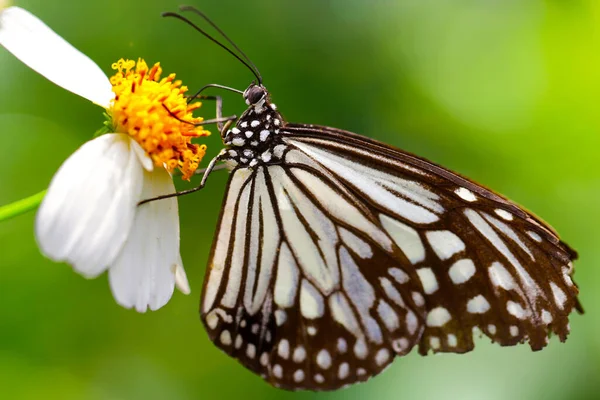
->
[[200, 110, 579, 391], [282, 124, 580, 353]]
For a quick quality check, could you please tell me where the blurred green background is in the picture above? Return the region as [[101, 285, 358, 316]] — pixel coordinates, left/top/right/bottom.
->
[[1, 0, 599, 399]]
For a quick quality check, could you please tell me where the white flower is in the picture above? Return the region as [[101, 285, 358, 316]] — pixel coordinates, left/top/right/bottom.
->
[[0, 7, 201, 312]]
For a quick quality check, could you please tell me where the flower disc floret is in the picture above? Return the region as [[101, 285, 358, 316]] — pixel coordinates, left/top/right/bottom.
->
[[109, 59, 209, 179]]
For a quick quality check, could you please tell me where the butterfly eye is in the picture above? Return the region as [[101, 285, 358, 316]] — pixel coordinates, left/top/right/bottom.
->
[[246, 86, 266, 105]]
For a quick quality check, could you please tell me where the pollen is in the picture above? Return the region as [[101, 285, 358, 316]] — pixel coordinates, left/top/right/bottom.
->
[[108, 59, 209, 180]]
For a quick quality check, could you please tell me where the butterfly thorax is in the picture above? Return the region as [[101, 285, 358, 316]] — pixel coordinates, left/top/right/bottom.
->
[[222, 84, 287, 168]]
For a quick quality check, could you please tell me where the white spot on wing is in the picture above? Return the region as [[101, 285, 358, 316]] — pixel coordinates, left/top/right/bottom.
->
[[455, 187, 477, 202], [416, 268, 438, 294], [274, 242, 300, 308], [495, 209, 514, 221], [219, 330, 232, 345], [507, 301, 528, 319], [329, 292, 363, 338], [488, 261, 516, 290], [426, 307, 452, 327], [316, 349, 332, 369], [339, 228, 373, 259], [205, 311, 218, 330], [261, 151, 272, 163], [259, 130, 270, 141], [338, 362, 350, 379], [353, 338, 368, 359], [232, 137, 245, 146], [379, 277, 405, 307], [426, 230, 466, 260], [337, 338, 347, 353], [293, 369, 305, 382], [380, 215, 425, 264], [447, 334, 458, 347], [377, 300, 400, 332], [388, 267, 409, 284], [293, 346, 306, 363], [275, 309, 287, 326], [300, 279, 325, 319], [393, 338, 410, 353], [550, 282, 567, 310], [246, 343, 256, 359], [527, 231, 543, 242], [278, 339, 290, 359], [467, 295, 490, 314], [406, 311, 419, 335], [448, 259, 476, 284], [273, 144, 286, 158], [375, 348, 390, 366], [260, 352, 269, 366], [541, 309, 553, 324]]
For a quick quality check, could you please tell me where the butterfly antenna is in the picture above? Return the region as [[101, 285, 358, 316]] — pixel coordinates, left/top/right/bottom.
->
[[162, 11, 262, 85], [179, 5, 263, 85]]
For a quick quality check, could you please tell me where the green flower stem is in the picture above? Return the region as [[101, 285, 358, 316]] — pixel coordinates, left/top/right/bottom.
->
[[0, 190, 46, 222]]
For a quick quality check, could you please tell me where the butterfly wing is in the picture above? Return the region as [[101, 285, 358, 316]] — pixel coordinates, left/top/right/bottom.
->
[[201, 163, 427, 391], [281, 123, 581, 354], [200, 123, 580, 391]]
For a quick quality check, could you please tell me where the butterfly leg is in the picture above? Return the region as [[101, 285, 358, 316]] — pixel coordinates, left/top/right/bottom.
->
[[137, 146, 229, 206], [187, 93, 229, 132]]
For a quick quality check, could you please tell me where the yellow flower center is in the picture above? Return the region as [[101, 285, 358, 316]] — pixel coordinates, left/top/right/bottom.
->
[[108, 59, 209, 180]]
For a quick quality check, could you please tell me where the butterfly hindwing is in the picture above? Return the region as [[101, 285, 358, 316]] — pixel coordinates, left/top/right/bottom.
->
[[201, 162, 428, 390]]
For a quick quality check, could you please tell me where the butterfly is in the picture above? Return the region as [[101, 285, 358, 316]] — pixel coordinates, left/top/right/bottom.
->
[[160, 7, 582, 392]]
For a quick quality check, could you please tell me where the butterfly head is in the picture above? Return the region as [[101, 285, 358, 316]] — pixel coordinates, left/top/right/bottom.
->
[[220, 83, 286, 168], [243, 83, 270, 113]]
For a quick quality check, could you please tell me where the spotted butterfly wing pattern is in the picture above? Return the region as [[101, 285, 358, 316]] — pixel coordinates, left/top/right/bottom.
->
[[199, 85, 580, 391], [282, 124, 581, 354]]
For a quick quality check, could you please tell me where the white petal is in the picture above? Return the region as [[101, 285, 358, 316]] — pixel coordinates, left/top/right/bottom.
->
[[173, 258, 190, 295], [131, 140, 153, 172], [0, 7, 113, 107], [108, 168, 182, 312], [35, 134, 144, 278]]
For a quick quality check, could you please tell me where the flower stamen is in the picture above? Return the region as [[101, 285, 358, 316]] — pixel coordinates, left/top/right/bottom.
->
[[108, 58, 209, 180]]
